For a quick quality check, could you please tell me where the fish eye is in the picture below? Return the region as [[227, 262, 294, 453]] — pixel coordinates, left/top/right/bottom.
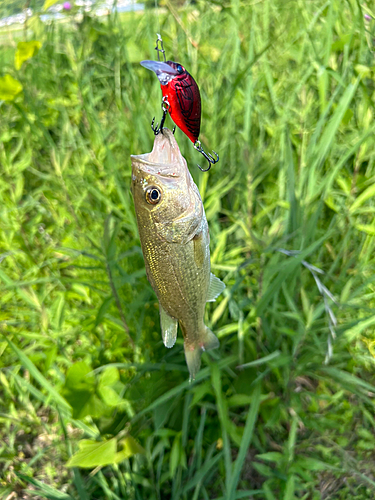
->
[[177, 64, 183, 74], [146, 186, 162, 205]]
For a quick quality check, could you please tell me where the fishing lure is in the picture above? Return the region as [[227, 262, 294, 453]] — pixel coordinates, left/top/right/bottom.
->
[[140, 35, 219, 172]]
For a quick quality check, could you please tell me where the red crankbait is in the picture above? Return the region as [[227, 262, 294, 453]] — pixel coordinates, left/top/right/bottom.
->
[[141, 50, 219, 172]]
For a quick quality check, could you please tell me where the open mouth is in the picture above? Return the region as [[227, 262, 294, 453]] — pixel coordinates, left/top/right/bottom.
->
[[131, 130, 182, 178]]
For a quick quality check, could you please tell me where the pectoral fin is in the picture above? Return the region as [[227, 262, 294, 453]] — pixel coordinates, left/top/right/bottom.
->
[[206, 273, 225, 302], [159, 303, 178, 348]]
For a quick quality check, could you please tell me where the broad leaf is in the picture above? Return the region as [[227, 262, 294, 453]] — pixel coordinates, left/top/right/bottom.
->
[[61, 362, 105, 419], [66, 439, 117, 468], [113, 435, 145, 463], [98, 366, 121, 407], [67, 435, 145, 468], [15, 41, 42, 70], [99, 366, 119, 387], [0, 74, 22, 101]]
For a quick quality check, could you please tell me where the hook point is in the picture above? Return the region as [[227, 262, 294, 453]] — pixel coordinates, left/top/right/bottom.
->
[[197, 163, 211, 172], [194, 140, 219, 172]]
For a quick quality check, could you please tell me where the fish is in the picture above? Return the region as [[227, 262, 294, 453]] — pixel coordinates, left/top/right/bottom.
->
[[130, 128, 225, 380]]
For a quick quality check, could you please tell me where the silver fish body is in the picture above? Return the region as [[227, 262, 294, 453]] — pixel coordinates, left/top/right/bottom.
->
[[130, 129, 224, 379]]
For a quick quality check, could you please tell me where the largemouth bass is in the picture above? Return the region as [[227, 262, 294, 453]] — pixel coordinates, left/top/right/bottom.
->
[[130, 129, 225, 379]]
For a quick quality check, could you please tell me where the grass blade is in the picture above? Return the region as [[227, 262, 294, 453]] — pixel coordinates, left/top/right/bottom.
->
[[4, 337, 71, 411], [16, 473, 75, 500], [227, 384, 261, 500]]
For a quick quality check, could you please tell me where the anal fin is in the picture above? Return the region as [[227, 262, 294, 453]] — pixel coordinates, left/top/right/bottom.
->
[[159, 303, 178, 348], [206, 273, 225, 302]]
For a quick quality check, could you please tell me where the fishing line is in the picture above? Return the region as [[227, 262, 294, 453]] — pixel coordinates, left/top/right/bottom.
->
[[154, 0, 160, 38], [153, 0, 165, 61]]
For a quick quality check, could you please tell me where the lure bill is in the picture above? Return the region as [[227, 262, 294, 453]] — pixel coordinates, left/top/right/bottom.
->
[[130, 129, 225, 379]]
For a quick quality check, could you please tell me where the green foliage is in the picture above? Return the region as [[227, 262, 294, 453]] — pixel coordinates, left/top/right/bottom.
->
[[15, 40, 42, 70], [1, 1, 375, 499], [0, 73, 22, 100], [66, 435, 144, 468], [0, 0, 45, 18], [43, 0, 59, 10], [61, 363, 126, 418], [62, 362, 105, 419]]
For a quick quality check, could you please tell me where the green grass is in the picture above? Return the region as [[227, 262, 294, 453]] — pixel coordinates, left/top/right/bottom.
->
[[1, 0, 375, 498]]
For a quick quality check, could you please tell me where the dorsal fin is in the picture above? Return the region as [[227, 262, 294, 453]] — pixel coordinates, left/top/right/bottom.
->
[[206, 273, 225, 302]]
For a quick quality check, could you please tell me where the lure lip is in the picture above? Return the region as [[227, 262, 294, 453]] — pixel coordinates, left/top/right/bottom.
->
[[140, 60, 178, 85], [140, 60, 178, 75]]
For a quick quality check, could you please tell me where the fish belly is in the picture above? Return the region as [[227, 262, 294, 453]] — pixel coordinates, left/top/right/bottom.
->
[[141, 230, 210, 344]]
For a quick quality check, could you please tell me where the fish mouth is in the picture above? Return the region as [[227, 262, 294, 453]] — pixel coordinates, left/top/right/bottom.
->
[[131, 129, 184, 179], [140, 60, 178, 85]]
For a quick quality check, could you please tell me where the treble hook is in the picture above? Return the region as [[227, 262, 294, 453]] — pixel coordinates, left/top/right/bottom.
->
[[194, 140, 219, 172], [151, 96, 171, 135], [151, 115, 176, 135], [151, 110, 167, 135]]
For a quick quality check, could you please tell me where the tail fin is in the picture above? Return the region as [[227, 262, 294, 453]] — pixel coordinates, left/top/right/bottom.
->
[[184, 327, 220, 381]]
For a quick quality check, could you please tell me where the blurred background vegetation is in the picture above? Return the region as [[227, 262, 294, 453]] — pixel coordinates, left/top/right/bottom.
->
[[1, 0, 375, 499], [0, 1, 40, 18]]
